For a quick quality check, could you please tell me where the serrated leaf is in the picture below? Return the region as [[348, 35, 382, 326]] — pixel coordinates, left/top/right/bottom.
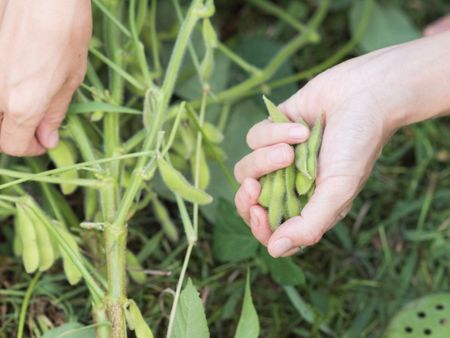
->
[[350, 1, 420, 53], [173, 279, 210, 338], [234, 272, 260, 338], [261, 250, 305, 286], [213, 199, 259, 262]]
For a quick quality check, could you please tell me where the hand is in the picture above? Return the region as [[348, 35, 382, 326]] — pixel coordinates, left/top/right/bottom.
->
[[234, 31, 450, 257], [0, 0, 92, 156]]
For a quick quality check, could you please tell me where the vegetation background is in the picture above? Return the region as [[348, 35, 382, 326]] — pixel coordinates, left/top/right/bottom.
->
[[1, 0, 450, 337]]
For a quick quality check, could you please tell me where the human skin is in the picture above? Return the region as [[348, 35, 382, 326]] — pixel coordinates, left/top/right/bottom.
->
[[0, 0, 92, 156], [234, 30, 450, 258]]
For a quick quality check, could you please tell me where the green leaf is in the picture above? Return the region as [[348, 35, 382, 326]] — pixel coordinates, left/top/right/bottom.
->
[[213, 199, 259, 262], [41, 322, 96, 338], [261, 250, 305, 286], [350, 1, 420, 53], [234, 272, 260, 338], [173, 279, 210, 338]]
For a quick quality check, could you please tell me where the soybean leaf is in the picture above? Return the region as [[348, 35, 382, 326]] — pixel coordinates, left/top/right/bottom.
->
[[234, 272, 260, 338], [41, 322, 96, 338], [173, 279, 210, 338], [350, 1, 420, 53], [213, 199, 259, 262], [261, 250, 305, 286]]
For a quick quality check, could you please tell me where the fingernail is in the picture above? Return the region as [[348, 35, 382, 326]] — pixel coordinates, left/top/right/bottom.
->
[[250, 208, 259, 229], [288, 125, 308, 140], [270, 237, 292, 257], [269, 145, 289, 165], [47, 131, 59, 149]]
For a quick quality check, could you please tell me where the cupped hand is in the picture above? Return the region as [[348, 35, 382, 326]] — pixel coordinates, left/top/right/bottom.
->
[[234, 31, 450, 257], [0, 0, 92, 156]]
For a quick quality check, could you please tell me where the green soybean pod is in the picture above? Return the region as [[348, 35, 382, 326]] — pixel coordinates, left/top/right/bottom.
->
[[58, 228, 82, 285], [306, 114, 323, 178], [295, 142, 311, 178], [258, 174, 273, 208], [285, 164, 301, 218], [268, 169, 285, 231], [151, 196, 179, 243], [126, 250, 147, 285], [157, 157, 213, 205], [48, 139, 78, 195], [205, 144, 226, 161], [296, 171, 314, 196], [23, 207, 55, 272], [128, 299, 155, 338], [169, 152, 189, 171], [16, 205, 39, 273], [190, 148, 210, 190], [13, 221, 22, 257], [203, 122, 224, 144], [84, 188, 98, 221], [262, 95, 290, 123]]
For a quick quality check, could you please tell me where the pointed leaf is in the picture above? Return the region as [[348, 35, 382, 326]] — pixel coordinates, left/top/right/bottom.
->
[[173, 279, 210, 338], [234, 272, 260, 338]]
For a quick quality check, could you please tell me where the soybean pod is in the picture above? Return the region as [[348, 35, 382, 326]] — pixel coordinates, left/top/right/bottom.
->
[[258, 174, 273, 208], [157, 157, 213, 205], [15, 204, 40, 273], [23, 207, 55, 272], [151, 196, 179, 242], [285, 164, 301, 219], [268, 169, 285, 231]]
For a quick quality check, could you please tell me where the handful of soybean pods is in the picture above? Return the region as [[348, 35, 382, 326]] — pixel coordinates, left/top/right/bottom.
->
[[258, 96, 323, 230]]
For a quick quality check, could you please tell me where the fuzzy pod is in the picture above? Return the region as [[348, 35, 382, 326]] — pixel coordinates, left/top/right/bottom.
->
[[190, 148, 210, 190], [23, 207, 55, 272], [84, 188, 98, 221], [306, 114, 323, 178], [262, 95, 290, 123], [258, 174, 273, 208], [203, 122, 224, 144], [125, 299, 155, 338], [296, 171, 314, 196], [295, 142, 311, 178], [15, 204, 39, 273], [151, 196, 179, 243], [157, 157, 213, 205], [285, 164, 301, 218], [48, 139, 79, 195], [57, 228, 82, 285], [204, 144, 226, 161], [126, 250, 147, 285], [268, 169, 286, 231], [143, 88, 162, 131], [178, 120, 197, 159], [169, 152, 189, 172]]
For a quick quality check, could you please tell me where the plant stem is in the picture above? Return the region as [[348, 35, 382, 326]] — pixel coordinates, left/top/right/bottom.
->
[[16, 272, 42, 338], [166, 243, 194, 338], [248, 0, 307, 32], [113, 0, 204, 231]]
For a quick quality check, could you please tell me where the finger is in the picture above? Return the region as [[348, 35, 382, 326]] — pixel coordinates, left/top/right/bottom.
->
[[249, 205, 272, 246], [424, 15, 450, 36], [0, 103, 45, 157], [267, 176, 357, 257], [36, 80, 79, 149], [247, 121, 309, 149], [234, 143, 294, 183], [234, 178, 261, 225]]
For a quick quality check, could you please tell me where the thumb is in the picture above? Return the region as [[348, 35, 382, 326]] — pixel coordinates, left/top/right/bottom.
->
[[36, 91, 73, 149], [267, 175, 357, 257]]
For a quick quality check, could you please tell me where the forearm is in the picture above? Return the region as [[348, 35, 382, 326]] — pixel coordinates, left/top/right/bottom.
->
[[392, 31, 450, 127]]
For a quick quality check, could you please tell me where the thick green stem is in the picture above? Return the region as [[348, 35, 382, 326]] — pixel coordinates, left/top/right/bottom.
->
[[113, 0, 204, 231]]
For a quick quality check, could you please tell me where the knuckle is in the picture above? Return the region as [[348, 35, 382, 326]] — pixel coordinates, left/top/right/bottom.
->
[[302, 231, 323, 246], [233, 162, 242, 182]]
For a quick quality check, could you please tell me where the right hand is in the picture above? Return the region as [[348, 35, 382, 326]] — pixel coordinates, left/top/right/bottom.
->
[[234, 31, 450, 258]]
